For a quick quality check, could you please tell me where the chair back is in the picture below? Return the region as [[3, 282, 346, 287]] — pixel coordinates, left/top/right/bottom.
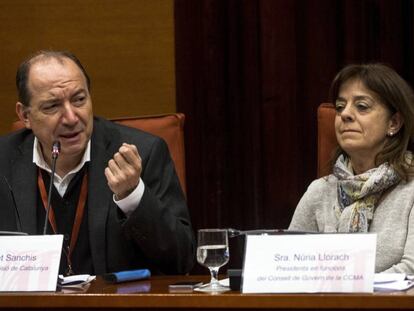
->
[[317, 103, 337, 177], [11, 113, 187, 194]]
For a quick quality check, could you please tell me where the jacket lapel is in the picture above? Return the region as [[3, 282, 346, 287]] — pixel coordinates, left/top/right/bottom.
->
[[88, 119, 114, 274], [11, 135, 38, 234]]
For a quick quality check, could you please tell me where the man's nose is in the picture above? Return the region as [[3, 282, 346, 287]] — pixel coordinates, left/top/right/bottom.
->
[[61, 103, 78, 124]]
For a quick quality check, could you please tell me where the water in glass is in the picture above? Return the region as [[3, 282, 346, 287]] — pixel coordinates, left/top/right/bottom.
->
[[196, 229, 230, 293]]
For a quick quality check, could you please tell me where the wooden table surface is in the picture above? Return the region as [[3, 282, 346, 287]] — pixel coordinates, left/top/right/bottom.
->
[[1, 275, 414, 310]]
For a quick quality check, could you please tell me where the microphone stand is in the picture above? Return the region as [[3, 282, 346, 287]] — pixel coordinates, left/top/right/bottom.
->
[[43, 141, 60, 235]]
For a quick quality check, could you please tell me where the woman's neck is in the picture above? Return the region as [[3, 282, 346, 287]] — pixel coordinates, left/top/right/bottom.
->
[[349, 156, 376, 175]]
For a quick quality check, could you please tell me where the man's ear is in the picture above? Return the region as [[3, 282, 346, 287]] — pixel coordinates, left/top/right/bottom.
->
[[388, 111, 403, 136], [16, 102, 31, 129]]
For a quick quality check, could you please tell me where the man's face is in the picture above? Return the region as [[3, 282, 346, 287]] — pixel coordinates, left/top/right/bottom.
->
[[17, 57, 93, 163]]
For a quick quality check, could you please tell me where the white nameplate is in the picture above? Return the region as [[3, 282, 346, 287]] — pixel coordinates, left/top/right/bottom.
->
[[0, 235, 63, 291], [242, 233, 376, 293]]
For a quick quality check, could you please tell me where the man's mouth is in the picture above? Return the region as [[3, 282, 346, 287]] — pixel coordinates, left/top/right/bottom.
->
[[59, 131, 81, 139]]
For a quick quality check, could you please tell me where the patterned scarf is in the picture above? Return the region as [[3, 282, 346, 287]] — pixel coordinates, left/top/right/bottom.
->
[[333, 155, 400, 232]]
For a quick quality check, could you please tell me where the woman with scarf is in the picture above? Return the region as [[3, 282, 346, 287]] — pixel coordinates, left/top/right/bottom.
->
[[289, 63, 414, 273]]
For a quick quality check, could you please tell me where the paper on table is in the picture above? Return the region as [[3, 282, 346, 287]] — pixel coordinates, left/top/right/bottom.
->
[[58, 274, 96, 287], [374, 273, 406, 284], [219, 278, 229, 287], [374, 273, 414, 291]]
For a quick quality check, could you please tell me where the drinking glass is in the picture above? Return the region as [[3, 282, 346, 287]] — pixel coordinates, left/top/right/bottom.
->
[[196, 228, 230, 292]]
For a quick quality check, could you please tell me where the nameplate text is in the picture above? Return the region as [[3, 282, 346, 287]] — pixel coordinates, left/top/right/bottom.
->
[[242, 233, 376, 293], [0, 235, 63, 291]]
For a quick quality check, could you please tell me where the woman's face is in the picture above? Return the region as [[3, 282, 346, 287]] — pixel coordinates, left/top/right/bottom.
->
[[334, 79, 401, 169]]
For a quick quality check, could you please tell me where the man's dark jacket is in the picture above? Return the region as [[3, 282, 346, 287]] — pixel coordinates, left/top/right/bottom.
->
[[0, 116, 195, 275]]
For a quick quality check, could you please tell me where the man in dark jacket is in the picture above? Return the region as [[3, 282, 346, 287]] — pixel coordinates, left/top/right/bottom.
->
[[0, 50, 195, 276]]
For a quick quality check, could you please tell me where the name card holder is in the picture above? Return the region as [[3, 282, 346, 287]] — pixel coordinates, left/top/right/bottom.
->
[[242, 233, 376, 293], [0, 235, 63, 291]]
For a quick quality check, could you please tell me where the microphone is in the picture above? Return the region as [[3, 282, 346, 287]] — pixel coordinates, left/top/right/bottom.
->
[[42, 141, 61, 235], [52, 141, 60, 160], [1, 176, 26, 235]]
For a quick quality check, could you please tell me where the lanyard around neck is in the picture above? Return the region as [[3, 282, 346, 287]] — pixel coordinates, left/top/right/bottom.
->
[[37, 169, 88, 275]]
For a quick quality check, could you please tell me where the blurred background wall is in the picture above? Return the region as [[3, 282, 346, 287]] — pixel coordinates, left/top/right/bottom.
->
[[0, 0, 413, 273], [0, 0, 175, 133]]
